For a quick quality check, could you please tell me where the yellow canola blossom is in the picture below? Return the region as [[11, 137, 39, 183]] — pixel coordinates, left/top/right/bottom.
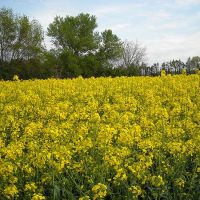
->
[[31, 193, 46, 200], [4, 185, 18, 199], [92, 183, 107, 200], [0, 75, 200, 199], [128, 185, 144, 198]]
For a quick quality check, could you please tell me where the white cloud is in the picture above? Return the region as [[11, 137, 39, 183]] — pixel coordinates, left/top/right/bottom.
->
[[158, 20, 186, 29], [144, 31, 200, 64], [108, 23, 131, 31], [136, 9, 172, 20], [91, 6, 122, 18], [90, 2, 145, 18], [175, 0, 200, 5], [29, 0, 79, 29]]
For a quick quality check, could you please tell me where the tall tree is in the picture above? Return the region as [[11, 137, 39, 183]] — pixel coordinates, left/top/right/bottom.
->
[[150, 63, 160, 76], [98, 29, 122, 65], [0, 8, 44, 79], [0, 8, 16, 63], [13, 16, 44, 60], [95, 29, 123, 76], [121, 40, 146, 68], [169, 60, 185, 74], [186, 56, 200, 74], [191, 56, 200, 69], [47, 14, 123, 77], [47, 13, 99, 55], [0, 8, 43, 63]]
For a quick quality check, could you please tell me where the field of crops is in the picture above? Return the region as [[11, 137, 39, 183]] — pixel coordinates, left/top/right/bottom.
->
[[0, 75, 200, 199]]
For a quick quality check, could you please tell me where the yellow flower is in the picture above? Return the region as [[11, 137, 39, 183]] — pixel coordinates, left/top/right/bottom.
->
[[161, 69, 166, 76], [113, 168, 127, 184], [197, 167, 200, 173], [92, 183, 107, 200], [32, 193, 46, 200], [175, 178, 185, 188], [25, 182, 37, 192], [79, 195, 90, 200], [1, 74, 200, 199], [4, 185, 18, 198], [150, 175, 165, 187], [181, 69, 187, 75], [129, 185, 143, 198], [13, 75, 19, 81]]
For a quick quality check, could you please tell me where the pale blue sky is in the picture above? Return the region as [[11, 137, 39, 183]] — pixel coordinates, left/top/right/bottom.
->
[[1, 0, 200, 64]]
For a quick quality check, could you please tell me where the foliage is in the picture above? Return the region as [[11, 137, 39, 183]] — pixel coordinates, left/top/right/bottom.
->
[[121, 40, 146, 68], [47, 13, 99, 55], [0, 7, 44, 79], [97, 29, 123, 68], [47, 14, 122, 77], [0, 75, 200, 199], [0, 7, 43, 62], [0, 7, 200, 79]]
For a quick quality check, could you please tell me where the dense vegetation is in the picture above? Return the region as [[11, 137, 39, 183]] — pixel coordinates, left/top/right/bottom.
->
[[0, 7, 200, 80], [0, 74, 200, 199]]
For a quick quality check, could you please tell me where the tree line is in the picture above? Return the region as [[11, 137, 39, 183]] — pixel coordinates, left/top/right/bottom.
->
[[0, 7, 199, 80]]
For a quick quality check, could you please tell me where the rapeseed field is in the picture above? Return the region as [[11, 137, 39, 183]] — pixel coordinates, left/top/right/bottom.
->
[[0, 75, 199, 199]]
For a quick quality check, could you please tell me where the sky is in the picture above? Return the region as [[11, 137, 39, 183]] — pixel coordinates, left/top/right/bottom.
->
[[1, 0, 200, 64]]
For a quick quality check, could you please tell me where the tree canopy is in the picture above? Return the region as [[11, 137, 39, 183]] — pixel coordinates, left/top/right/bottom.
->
[[0, 7, 199, 80], [0, 8, 43, 62], [47, 13, 123, 77], [47, 13, 99, 55]]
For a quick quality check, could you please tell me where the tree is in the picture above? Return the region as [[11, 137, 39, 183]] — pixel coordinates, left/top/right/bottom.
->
[[47, 14, 123, 77], [47, 13, 99, 55], [95, 29, 123, 76], [97, 29, 122, 66], [42, 49, 64, 78], [0, 8, 43, 62], [161, 62, 171, 74], [0, 7, 44, 79], [186, 57, 192, 74], [186, 56, 200, 74], [13, 16, 44, 60], [0, 8, 16, 63], [47, 13, 101, 77], [191, 56, 200, 69], [169, 60, 185, 74], [150, 63, 160, 76], [121, 40, 146, 68]]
